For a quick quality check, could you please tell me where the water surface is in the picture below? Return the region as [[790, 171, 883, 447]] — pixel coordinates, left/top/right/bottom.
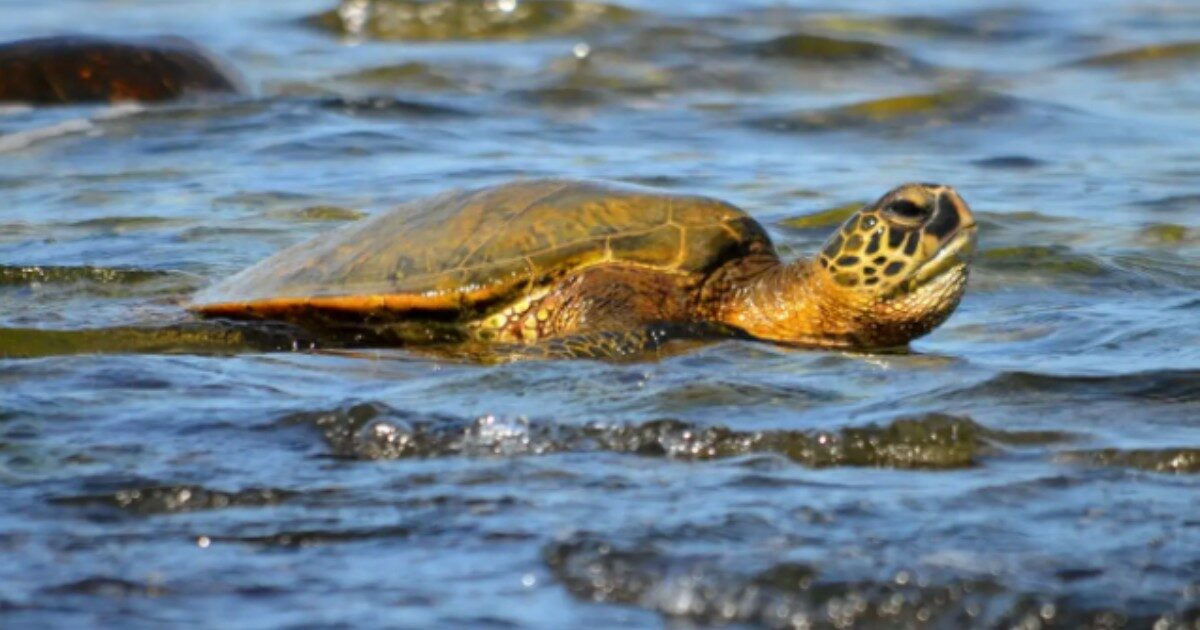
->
[[2, 0, 1200, 627]]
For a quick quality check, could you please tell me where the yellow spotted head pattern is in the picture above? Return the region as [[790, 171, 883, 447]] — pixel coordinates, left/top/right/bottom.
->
[[817, 183, 976, 298]]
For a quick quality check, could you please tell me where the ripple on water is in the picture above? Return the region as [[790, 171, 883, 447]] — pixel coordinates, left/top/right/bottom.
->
[[970, 245, 1182, 293], [510, 53, 692, 108], [970, 155, 1045, 170], [43, 577, 167, 598], [318, 95, 474, 119], [956, 368, 1200, 405], [254, 130, 422, 159], [1137, 193, 1200, 213], [1111, 252, 1200, 291], [197, 490, 528, 549]]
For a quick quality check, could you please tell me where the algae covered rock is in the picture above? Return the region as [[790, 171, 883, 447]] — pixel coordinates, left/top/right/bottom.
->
[[307, 0, 637, 41]]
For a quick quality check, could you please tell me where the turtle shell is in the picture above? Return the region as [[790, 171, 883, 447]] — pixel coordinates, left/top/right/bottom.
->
[[191, 179, 775, 321]]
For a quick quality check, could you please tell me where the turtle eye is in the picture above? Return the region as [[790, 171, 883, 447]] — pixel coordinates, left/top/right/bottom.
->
[[883, 199, 930, 225]]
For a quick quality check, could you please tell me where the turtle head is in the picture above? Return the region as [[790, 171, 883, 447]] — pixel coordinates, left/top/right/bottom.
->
[[809, 182, 977, 346]]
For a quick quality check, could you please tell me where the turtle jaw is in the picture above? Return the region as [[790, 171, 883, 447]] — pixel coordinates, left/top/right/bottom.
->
[[866, 219, 976, 346], [888, 222, 977, 299]]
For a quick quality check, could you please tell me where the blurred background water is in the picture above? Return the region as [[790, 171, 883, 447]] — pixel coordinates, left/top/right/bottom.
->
[[1, 0, 1199, 627]]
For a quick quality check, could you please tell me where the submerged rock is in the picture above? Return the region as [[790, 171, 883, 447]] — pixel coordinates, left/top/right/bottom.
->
[[0, 323, 311, 359], [51, 485, 295, 515], [544, 534, 1195, 628], [977, 245, 1110, 277], [778, 201, 864, 230], [1072, 41, 1200, 68], [1137, 223, 1197, 247], [739, 32, 920, 69], [0, 264, 178, 288], [1058, 448, 1200, 474], [751, 89, 1019, 133], [801, 13, 1017, 40], [287, 402, 1060, 469], [306, 0, 638, 41], [334, 61, 470, 91]]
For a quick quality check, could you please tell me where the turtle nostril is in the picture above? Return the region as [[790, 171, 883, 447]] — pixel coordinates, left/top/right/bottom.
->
[[884, 199, 930, 224]]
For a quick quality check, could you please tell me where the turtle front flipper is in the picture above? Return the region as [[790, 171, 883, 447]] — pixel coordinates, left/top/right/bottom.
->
[[463, 322, 746, 362]]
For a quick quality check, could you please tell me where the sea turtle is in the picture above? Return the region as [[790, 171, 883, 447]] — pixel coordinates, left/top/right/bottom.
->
[[0, 35, 242, 104], [191, 180, 976, 359]]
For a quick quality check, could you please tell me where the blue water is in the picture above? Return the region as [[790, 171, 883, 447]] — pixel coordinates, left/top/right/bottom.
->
[[2, 0, 1200, 627]]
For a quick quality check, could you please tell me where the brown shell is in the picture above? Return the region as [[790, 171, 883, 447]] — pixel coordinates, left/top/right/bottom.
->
[[0, 36, 243, 104], [191, 179, 774, 319]]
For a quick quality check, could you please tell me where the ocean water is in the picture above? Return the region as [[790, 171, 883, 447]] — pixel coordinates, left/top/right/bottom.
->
[[2, 0, 1200, 627]]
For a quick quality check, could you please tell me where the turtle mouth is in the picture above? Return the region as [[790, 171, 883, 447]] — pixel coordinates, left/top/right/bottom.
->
[[886, 224, 976, 298], [913, 224, 976, 285]]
